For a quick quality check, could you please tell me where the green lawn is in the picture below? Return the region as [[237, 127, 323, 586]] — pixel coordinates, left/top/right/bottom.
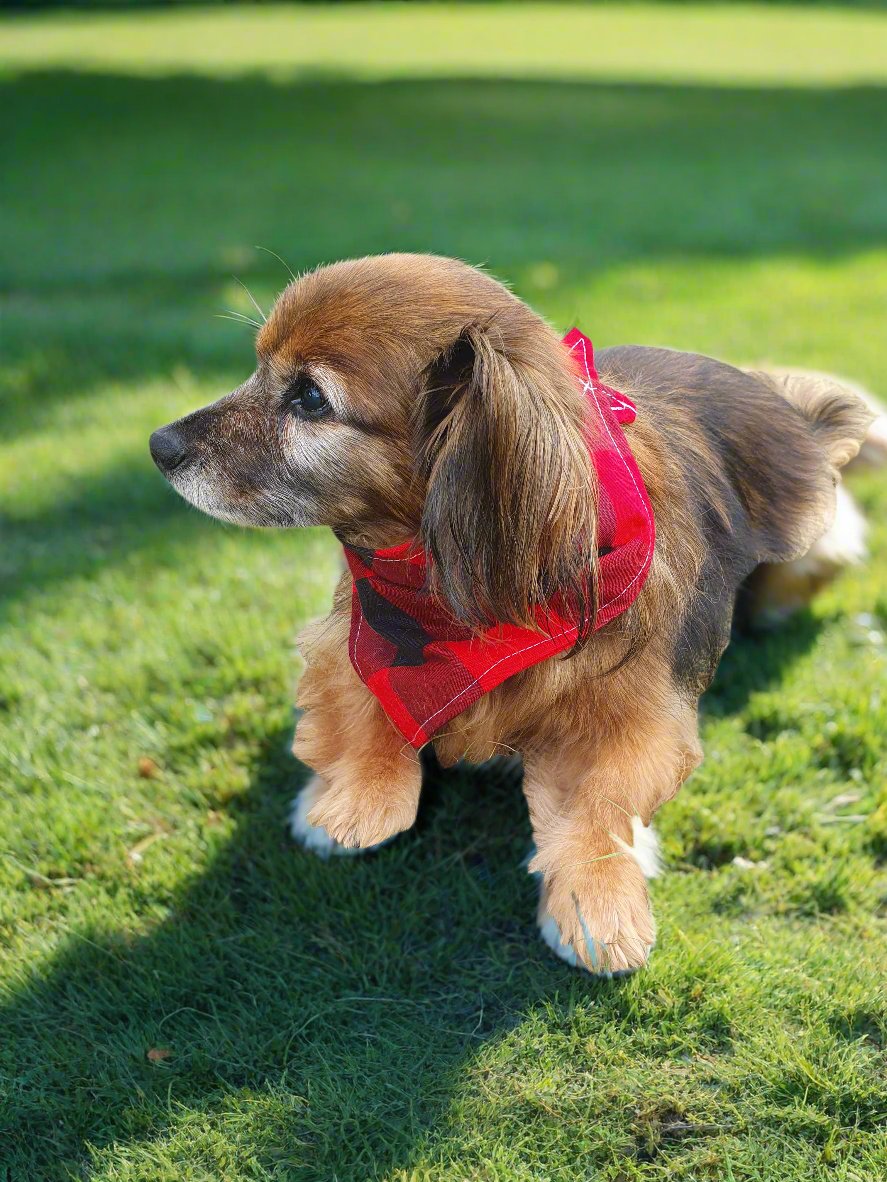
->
[[2, 4, 886, 1180]]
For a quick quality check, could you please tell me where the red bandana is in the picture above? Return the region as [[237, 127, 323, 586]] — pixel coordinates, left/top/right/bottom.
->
[[343, 329, 655, 748]]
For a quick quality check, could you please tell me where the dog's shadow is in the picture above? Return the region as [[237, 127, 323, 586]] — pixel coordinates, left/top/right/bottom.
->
[[2, 730, 629, 1181]]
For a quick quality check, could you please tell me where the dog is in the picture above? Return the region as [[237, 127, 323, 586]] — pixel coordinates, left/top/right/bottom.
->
[[150, 253, 876, 975]]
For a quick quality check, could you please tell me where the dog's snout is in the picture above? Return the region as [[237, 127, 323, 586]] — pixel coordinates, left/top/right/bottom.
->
[[150, 425, 188, 474]]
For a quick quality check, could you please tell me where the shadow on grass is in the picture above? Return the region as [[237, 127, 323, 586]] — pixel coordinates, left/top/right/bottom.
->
[[0, 732, 618, 1180]]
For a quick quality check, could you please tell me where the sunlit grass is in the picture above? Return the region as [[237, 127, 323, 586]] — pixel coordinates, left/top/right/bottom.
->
[[1, 5, 886, 1180], [2, 2, 886, 86]]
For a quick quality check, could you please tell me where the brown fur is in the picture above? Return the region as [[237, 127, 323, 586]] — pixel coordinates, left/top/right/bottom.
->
[[150, 253, 873, 974], [418, 322, 598, 640], [294, 609, 423, 848]]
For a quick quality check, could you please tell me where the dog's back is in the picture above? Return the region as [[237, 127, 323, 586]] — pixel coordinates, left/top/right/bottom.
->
[[596, 345, 874, 682]]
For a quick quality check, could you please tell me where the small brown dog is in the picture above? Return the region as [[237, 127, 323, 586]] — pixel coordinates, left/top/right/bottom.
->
[[151, 253, 875, 974]]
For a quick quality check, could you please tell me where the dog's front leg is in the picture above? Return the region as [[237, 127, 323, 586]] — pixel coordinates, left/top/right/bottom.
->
[[290, 614, 422, 851], [525, 701, 701, 975]]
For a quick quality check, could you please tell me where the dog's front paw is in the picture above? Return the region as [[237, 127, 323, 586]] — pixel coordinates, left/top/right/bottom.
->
[[531, 833, 657, 976], [289, 776, 375, 858], [304, 769, 420, 850], [536, 886, 655, 976]]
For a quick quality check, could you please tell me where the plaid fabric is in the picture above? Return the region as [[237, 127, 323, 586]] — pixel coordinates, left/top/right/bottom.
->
[[343, 329, 655, 748]]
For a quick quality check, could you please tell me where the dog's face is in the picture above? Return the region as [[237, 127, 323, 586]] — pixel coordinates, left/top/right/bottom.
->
[[151, 253, 598, 633], [150, 256, 436, 538], [151, 255, 509, 538]]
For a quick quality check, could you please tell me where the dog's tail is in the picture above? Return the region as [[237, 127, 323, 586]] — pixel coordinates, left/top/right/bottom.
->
[[742, 369, 880, 626], [757, 368, 881, 472]]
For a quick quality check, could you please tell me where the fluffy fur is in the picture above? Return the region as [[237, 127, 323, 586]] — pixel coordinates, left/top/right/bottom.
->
[[150, 253, 876, 974]]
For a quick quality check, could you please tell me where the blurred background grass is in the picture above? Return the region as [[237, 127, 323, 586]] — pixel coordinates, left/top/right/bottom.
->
[[1, 4, 886, 1181]]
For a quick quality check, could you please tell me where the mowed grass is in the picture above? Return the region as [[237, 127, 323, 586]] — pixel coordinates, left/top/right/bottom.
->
[[1, 4, 887, 1180], [3, 2, 887, 87]]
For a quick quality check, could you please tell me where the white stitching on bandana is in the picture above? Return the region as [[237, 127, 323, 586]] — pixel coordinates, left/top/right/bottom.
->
[[409, 625, 577, 744]]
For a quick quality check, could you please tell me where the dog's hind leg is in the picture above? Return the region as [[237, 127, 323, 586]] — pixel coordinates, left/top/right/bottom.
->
[[526, 689, 701, 975]]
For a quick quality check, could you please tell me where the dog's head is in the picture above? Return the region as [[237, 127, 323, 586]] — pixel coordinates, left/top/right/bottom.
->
[[151, 253, 597, 635]]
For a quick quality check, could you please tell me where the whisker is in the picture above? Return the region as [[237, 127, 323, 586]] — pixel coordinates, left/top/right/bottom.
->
[[220, 307, 260, 322], [232, 277, 267, 323], [217, 312, 261, 331], [223, 307, 262, 328], [255, 244, 297, 284]]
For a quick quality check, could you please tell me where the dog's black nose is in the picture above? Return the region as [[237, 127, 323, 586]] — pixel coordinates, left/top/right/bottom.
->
[[149, 426, 188, 473]]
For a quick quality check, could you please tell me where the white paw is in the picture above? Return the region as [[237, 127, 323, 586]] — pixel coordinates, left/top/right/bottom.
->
[[532, 819, 659, 976], [538, 913, 581, 969], [289, 776, 393, 858], [536, 905, 654, 977], [289, 777, 366, 859]]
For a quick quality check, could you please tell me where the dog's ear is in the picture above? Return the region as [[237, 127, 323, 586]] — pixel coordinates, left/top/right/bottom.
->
[[416, 322, 598, 641]]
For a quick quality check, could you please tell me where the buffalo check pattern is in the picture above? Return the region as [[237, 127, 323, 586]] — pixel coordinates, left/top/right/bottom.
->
[[342, 329, 655, 748]]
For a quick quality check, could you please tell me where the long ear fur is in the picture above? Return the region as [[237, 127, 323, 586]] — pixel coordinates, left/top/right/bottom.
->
[[416, 321, 598, 642]]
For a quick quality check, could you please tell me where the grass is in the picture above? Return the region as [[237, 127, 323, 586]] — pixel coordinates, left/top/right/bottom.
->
[[3, 3, 887, 87], [1, 3, 886, 1179]]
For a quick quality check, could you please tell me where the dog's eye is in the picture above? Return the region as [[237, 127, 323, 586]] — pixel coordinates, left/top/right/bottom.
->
[[285, 377, 331, 420]]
